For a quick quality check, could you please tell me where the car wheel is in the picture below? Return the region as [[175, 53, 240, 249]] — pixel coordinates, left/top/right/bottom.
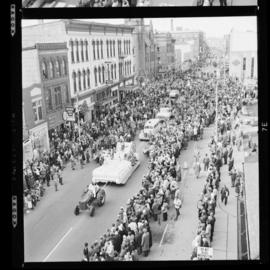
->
[[89, 205, 95, 217], [74, 205, 80, 215]]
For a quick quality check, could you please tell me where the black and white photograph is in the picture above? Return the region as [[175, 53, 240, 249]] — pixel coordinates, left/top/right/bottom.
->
[[21, 16, 260, 262], [22, 0, 258, 8]]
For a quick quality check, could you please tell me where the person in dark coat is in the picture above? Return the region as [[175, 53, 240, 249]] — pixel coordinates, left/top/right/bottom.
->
[[83, 242, 89, 262], [112, 230, 122, 253], [141, 228, 150, 257], [220, 0, 227, 6], [228, 156, 234, 172], [220, 185, 230, 205]]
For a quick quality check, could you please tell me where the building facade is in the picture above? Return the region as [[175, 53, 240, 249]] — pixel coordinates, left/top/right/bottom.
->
[[22, 20, 135, 122], [228, 30, 257, 84], [22, 42, 71, 159], [154, 32, 176, 74]]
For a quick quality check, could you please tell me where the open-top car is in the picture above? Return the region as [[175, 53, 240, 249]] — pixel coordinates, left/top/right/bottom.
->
[[74, 185, 106, 217]]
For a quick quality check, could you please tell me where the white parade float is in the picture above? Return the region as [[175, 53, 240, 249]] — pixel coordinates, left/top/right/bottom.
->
[[92, 142, 140, 185]]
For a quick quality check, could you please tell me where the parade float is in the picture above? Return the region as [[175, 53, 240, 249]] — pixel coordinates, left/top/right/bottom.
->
[[92, 142, 140, 185]]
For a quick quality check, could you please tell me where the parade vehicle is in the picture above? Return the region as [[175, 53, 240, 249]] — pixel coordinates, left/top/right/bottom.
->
[[74, 185, 106, 217], [92, 142, 140, 185], [156, 107, 173, 120], [139, 118, 163, 141]]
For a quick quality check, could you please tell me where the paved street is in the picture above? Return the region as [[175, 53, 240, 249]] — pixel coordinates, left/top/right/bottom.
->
[[24, 136, 148, 262]]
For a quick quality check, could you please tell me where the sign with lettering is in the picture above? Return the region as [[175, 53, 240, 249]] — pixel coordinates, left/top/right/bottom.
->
[[197, 247, 213, 260], [63, 107, 75, 121]]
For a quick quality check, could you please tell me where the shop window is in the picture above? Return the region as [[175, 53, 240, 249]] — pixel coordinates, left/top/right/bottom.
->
[[72, 71, 77, 94], [64, 85, 70, 104], [106, 40, 109, 58], [32, 99, 43, 123], [54, 86, 62, 109], [110, 40, 112, 58], [41, 61, 48, 80]]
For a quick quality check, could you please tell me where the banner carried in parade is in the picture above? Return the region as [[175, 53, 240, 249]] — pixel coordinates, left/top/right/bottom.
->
[[197, 247, 213, 260]]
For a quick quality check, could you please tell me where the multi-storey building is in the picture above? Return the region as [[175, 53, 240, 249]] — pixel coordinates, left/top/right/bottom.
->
[[22, 20, 135, 122], [125, 19, 158, 82], [154, 32, 176, 74], [228, 29, 257, 85], [22, 42, 71, 159]]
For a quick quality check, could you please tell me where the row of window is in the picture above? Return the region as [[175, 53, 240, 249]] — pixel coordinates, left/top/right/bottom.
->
[[69, 38, 132, 64], [71, 60, 133, 94], [41, 57, 68, 80], [45, 85, 70, 112]]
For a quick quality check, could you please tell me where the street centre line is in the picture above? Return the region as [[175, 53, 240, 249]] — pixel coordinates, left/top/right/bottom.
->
[[159, 224, 169, 247], [43, 227, 73, 262]]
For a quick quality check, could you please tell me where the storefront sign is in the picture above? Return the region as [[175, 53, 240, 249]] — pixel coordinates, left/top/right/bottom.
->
[[63, 107, 75, 121], [197, 247, 213, 260]]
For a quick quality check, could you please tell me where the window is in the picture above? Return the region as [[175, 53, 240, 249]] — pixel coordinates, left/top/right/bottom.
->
[[102, 66, 105, 83], [106, 40, 109, 58], [113, 40, 115, 57], [111, 64, 114, 80], [92, 41, 96, 60], [72, 71, 77, 93], [78, 71, 82, 91], [81, 40, 84, 62], [100, 40, 103, 59], [83, 70, 86, 90], [49, 61, 54, 79], [46, 88, 53, 111], [54, 86, 62, 109], [94, 67, 97, 86], [61, 58, 67, 76], [70, 40, 74, 63], [41, 61, 48, 79], [251, 57, 254, 78], [110, 40, 112, 58], [85, 41, 89, 61], [243, 57, 246, 71], [98, 67, 101, 84], [97, 40, 100, 60], [55, 59, 61, 77], [32, 99, 43, 122], [87, 69, 90, 88], [64, 85, 70, 104], [114, 64, 116, 79], [76, 40, 79, 62]]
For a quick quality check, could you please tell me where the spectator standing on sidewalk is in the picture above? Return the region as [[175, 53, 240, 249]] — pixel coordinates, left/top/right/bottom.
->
[[58, 167, 63, 185], [229, 167, 237, 187], [141, 228, 150, 257], [83, 242, 90, 262], [228, 156, 234, 173], [203, 153, 210, 171], [220, 185, 230, 205], [161, 200, 169, 221], [53, 171, 59, 192], [220, 0, 227, 6], [174, 197, 182, 221]]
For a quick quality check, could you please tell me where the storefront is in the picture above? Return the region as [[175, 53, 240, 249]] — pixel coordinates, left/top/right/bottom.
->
[[111, 85, 119, 105], [23, 139, 34, 166], [29, 121, 50, 155]]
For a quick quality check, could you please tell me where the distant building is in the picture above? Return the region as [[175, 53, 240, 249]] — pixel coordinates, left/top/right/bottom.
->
[[154, 32, 176, 74], [228, 29, 257, 84], [172, 29, 206, 64]]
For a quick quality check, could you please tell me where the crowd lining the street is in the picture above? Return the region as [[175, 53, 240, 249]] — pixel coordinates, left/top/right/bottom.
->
[[23, 58, 257, 260]]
